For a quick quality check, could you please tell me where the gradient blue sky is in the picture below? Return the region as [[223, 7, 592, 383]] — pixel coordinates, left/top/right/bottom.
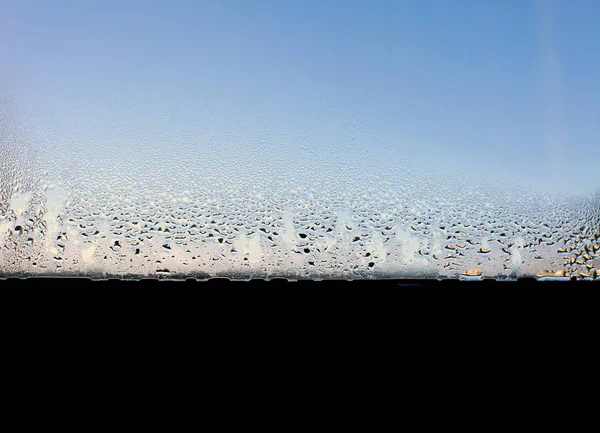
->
[[1, 0, 599, 195]]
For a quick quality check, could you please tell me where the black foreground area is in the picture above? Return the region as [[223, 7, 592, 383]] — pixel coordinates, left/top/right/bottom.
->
[[1, 278, 597, 335], [1, 276, 597, 291], [0, 277, 600, 290], [0, 277, 600, 289]]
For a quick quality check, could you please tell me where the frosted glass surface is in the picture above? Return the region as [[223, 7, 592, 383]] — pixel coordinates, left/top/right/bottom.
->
[[1, 0, 599, 280]]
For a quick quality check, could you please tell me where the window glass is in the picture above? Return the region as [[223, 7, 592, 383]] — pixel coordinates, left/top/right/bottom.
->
[[1, 0, 599, 280]]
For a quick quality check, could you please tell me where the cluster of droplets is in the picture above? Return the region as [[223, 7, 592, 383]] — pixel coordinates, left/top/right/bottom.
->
[[2, 91, 599, 280], [2, 152, 597, 281]]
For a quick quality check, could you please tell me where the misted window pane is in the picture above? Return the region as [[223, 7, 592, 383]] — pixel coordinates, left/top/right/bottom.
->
[[1, 0, 599, 280]]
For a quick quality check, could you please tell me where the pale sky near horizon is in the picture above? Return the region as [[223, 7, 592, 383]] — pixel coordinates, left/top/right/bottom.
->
[[1, 0, 599, 196]]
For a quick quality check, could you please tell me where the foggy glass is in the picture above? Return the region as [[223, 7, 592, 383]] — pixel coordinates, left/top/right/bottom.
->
[[1, 0, 599, 281]]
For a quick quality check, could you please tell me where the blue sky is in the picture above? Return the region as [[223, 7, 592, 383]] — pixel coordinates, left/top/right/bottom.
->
[[1, 0, 599, 195]]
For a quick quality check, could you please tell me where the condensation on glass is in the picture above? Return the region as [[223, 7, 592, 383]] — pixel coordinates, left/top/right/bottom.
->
[[2, 102, 598, 281], [1, 1, 599, 281]]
